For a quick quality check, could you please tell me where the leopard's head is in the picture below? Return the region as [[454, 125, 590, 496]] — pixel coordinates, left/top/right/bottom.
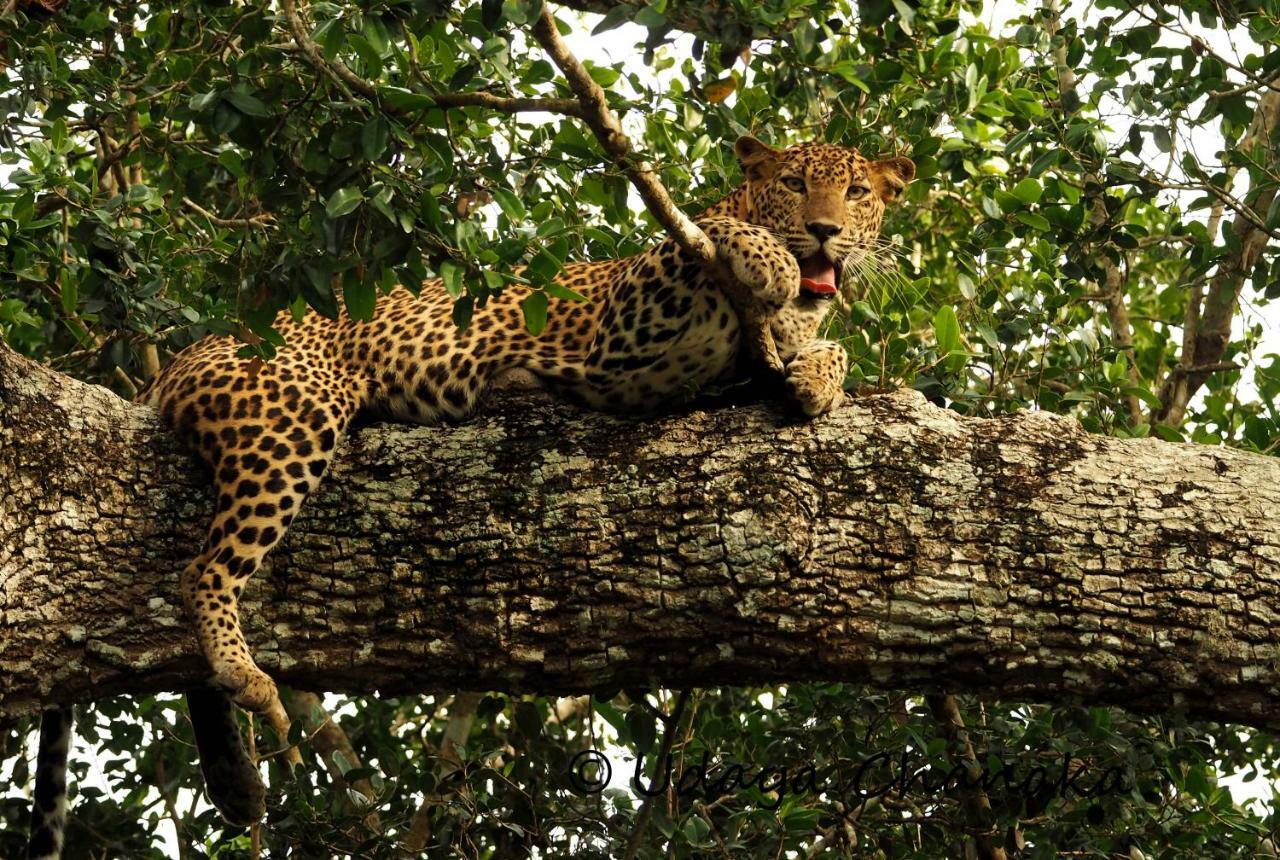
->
[[735, 136, 915, 299]]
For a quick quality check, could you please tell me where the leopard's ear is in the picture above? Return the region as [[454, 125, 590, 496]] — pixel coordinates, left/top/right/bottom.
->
[[870, 156, 915, 203], [734, 135, 782, 182]]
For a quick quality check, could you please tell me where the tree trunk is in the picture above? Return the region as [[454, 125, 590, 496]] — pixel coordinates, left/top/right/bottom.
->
[[2, 342, 1279, 729]]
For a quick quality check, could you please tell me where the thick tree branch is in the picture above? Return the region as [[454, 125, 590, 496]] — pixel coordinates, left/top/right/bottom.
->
[[530, 5, 784, 374], [3, 344, 1280, 731]]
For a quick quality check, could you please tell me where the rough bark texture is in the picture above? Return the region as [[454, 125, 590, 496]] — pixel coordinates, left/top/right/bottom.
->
[[2, 343, 1280, 729]]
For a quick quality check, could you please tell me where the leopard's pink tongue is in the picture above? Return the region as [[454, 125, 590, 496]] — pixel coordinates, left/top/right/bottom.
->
[[799, 254, 838, 295]]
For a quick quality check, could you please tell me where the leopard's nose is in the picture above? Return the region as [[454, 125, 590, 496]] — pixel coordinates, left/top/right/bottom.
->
[[806, 221, 843, 241]]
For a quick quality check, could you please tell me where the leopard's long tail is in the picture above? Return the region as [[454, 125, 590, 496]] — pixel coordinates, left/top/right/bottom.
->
[[26, 707, 72, 860], [186, 687, 266, 826]]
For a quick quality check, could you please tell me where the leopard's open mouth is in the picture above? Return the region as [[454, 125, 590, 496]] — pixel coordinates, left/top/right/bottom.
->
[[798, 253, 840, 299]]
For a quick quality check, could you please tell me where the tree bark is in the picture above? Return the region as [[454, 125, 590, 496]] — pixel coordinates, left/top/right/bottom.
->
[[2, 342, 1279, 730]]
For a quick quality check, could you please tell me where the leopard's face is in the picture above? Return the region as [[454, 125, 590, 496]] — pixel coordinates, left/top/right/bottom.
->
[[735, 137, 915, 299]]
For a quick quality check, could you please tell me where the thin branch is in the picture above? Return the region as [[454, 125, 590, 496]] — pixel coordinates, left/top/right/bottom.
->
[[278, 0, 584, 117], [925, 694, 1009, 860], [1152, 84, 1280, 427], [529, 5, 784, 373], [1047, 0, 1144, 428], [278, 0, 373, 98], [432, 90, 585, 117], [181, 196, 275, 228], [281, 690, 383, 836], [401, 691, 483, 853], [1210, 67, 1280, 99], [623, 690, 691, 860], [1119, 3, 1280, 99]]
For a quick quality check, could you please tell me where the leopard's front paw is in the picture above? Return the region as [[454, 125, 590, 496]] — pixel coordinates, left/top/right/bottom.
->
[[786, 341, 849, 417], [725, 242, 801, 309], [701, 222, 801, 309]]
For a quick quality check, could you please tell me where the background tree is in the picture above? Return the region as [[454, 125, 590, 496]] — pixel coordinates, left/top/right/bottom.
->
[[1, 0, 1279, 857]]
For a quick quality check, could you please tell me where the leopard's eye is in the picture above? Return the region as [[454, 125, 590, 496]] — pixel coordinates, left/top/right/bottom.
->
[[781, 176, 807, 194], [846, 184, 871, 200]]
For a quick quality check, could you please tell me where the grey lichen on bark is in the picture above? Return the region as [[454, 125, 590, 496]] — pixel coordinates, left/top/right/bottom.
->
[[2, 341, 1279, 730]]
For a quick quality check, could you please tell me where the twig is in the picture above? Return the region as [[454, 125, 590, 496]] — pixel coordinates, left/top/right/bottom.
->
[[431, 90, 584, 117], [153, 755, 195, 860], [623, 690, 691, 860], [1152, 84, 1280, 426], [246, 712, 262, 860], [1047, 0, 1144, 428], [925, 694, 1009, 860], [181, 196, 275, 228], [529, 5, 784, 374], [278, 0, 583, 117], [401, 691, 483, 853]]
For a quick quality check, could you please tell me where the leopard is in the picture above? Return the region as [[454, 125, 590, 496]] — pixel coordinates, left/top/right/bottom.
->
[[26, 135, 912, 856]]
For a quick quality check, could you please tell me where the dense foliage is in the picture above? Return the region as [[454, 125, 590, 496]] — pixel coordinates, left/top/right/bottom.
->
[[2, 0, 1278, 856]]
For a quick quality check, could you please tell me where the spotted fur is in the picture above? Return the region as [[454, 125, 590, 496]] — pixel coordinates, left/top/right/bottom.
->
[[32, 137, 913, 840], [25, 708, 70, 860]]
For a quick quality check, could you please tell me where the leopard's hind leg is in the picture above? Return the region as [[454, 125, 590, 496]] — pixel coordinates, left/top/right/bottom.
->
[[168, 366, 360, 770]]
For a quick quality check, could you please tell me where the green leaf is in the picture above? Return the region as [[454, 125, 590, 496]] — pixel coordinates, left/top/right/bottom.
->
[[933, 305, 961, 355], [440, 261, 464, 298], [188, 90, 220, 112], [301, 263, 340, 319], [380, 87, 436, 111], [211, 102, 241, 135], [362, 18, 390, 55], [481, 0, 504, 29], [50, 118, 67, 152], [536, 217, 566, 238], [1152, 125, 1171, 153], [1010, 177, 1044, 205], [59, 273, 77, 318], [1266, 194, 1280, 230], [452, 294, 474, 331], [586, 63, 621, 87], [632, 6, 666, 28], [331, 749, 352, 775], [526, 237, 569, 285], [592, 4, 632, 34], [492, 187, 526, 222], [1027, 149, 1060, 177], [514, 702, 542, 740], [312, 18, 344, 58], [223, 90, 270, 118], [1015, 210, 1051, 232], [325, 186, 363, 218], [218, 150, 247, 180], [993, 190, 1021, 213], [348, 34, 383, 78], [344, 278, 376, 321], [521, 290, 548, 335], [544, 281, 589, 302], [361, 117, 390, 161], [626, 708, 657, 754]]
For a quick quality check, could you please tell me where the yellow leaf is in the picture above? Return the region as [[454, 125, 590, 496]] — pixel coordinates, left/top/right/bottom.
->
[[705, 78, 736, 104]]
